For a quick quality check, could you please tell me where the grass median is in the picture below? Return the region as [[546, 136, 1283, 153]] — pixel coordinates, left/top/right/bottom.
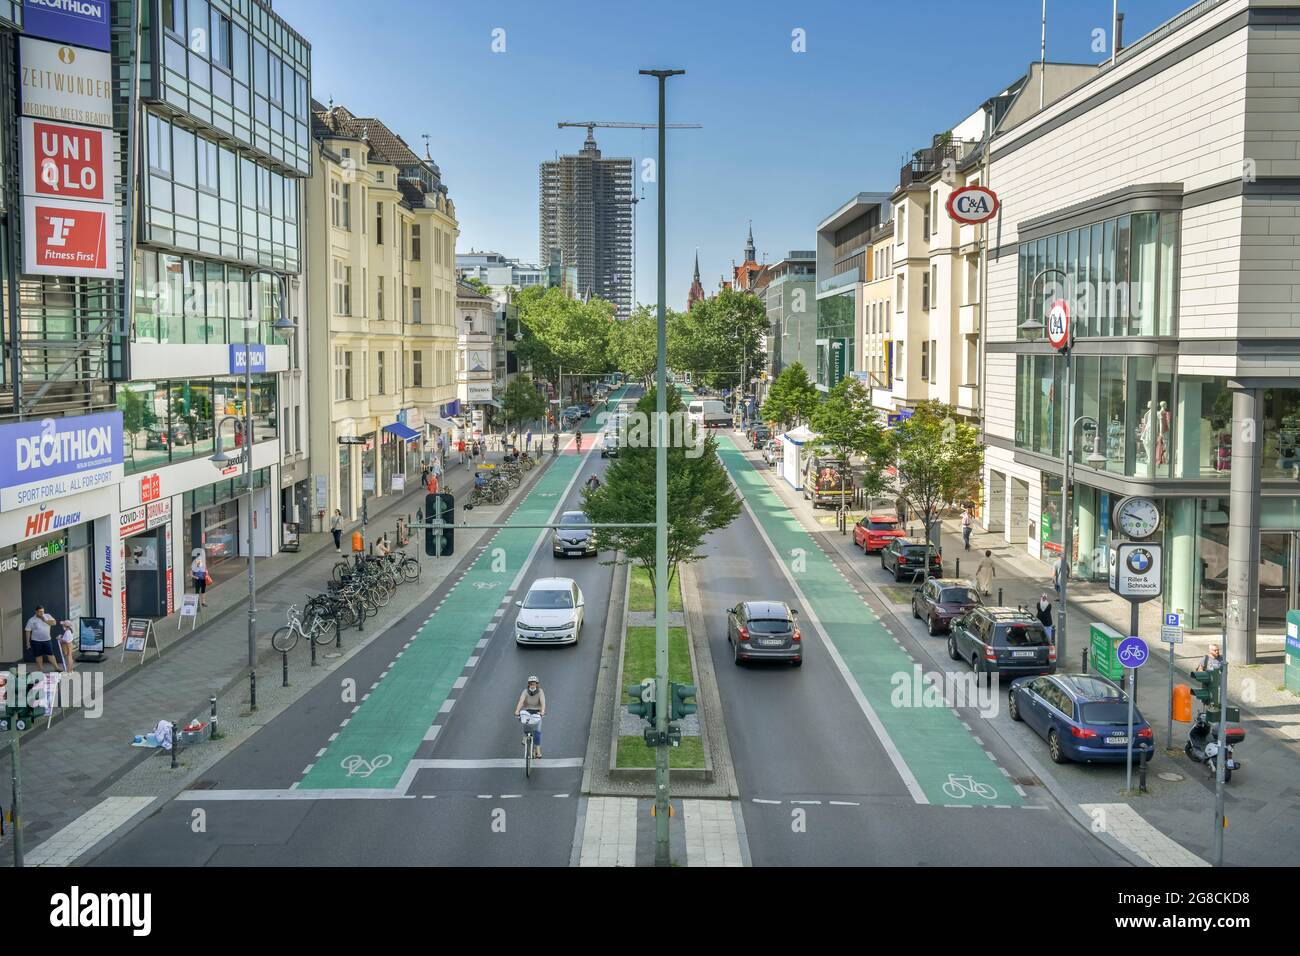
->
[[627, 564, 684, 613]]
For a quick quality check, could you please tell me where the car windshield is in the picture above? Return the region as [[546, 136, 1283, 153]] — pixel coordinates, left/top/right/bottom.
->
[[867, 519, 897, 531], [524, 589, 573, 609], [1079, 701, 1132, 725], [999, 624, 1048, 646], [940, 587, 978, 604], [904, 545, 937, 557], [560, 513, 587, 526], [748, 618, 791, 633]]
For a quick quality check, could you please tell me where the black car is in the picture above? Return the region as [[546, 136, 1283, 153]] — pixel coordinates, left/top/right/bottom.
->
[[911, 578, 982, 635], [880, 538, 942, 582], [948, 606, 1056, 678], [726, 600, 802, 667], [749, 426, 771, 448], [551, 511, 596, 558]]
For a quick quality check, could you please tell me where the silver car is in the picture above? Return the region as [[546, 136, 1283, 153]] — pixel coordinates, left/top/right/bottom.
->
[[552, 511, 596, 558]]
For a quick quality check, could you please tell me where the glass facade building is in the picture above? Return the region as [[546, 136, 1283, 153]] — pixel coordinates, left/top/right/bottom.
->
[[815, 289, 855, 389]]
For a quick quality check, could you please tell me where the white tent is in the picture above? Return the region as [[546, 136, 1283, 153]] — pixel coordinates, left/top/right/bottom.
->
[[780, 425, 818, 489]]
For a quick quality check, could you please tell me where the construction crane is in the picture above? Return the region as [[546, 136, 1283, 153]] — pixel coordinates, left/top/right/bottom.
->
[[557, 121, 702, 137]]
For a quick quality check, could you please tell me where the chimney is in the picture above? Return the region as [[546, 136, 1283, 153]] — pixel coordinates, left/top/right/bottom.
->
[[1116, 12, 1125, 53]]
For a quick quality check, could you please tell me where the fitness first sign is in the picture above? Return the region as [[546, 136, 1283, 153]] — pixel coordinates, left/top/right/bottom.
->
[[0, 411, 123, 512]]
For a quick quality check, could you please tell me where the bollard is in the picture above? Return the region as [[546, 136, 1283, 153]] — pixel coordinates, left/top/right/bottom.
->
[[1081, 645, 1089, 674], [171, 721, 179, 769], [310, 634, 317, 667], [250, 670, 257, 712], [282, 651, 289, 687], [956, 558, 960, 578], [336, 618, 342, 649], [1138, 748, 1149, 792], [210, 696, 219, 739], [997, 587, 1003, 606]]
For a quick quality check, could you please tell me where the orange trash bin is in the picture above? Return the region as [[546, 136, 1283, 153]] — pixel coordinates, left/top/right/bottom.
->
[[351, 530, 363, 553], [1172, 683, 1192, 723]]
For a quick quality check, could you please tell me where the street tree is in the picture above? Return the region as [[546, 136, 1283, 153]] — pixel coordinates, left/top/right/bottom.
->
[[515, 286, 614, 402], [890, 400, 984, 574], [582, 386, 742, 600], [609, 305, 659, 387], [668, 288, 767, 389], [808, 377, 892, 512], [500, 374, 547, 435], [761, 361, 819, 430]]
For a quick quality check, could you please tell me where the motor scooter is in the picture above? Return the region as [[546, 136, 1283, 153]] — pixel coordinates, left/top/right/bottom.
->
[[1185, 711, 1245, 783]]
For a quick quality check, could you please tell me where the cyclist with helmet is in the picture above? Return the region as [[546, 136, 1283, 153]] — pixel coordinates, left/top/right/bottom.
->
[[514, 675, 547, 759], [585, 473, 602, 492], [551, 433, 559, 456], [575, 431, 583, 453]]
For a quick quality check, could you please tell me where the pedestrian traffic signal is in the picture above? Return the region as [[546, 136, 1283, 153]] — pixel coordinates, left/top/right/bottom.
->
[[424, 492, 454, 556], [626, 678, 656, 723], [1189, 667, 1220, 709], [670, 682, 697, 721]]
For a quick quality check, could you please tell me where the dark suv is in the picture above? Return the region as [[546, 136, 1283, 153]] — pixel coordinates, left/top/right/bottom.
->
[[880, 538, 942, 581], [911, 578, 982, 635], [947, 606, 1056, 678]]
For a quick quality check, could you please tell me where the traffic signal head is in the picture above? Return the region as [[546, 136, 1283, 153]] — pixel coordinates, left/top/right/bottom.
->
[[424, 493, 455, 556], [670, 682, 697, 721], [626, 679, 656, 723], [1189, 667, 1220, 708]]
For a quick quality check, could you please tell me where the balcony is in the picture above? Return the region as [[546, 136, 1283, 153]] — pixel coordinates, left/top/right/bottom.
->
[[899, 142, 960, 190], [959, 303, 980, 337], [957, 384, 979, 415], [818, 267, 860, 295]]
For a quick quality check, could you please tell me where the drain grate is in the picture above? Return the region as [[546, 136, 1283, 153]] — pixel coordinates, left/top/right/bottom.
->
[[187, 779, 219, 790]]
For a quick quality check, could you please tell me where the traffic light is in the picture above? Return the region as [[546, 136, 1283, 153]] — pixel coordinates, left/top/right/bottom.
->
[[1189, 667, 1240, 722], [626, 678, 656, 723], [424, 493, 454, 556], [670, 682, 697, 721]]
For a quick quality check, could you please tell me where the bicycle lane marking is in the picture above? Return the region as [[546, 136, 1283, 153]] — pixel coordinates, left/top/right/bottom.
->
[[298, 449, 588, 790], [716, 435, 1020, 807]]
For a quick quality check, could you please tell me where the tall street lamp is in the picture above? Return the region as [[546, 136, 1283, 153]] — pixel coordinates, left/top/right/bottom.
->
[[209, 268, 295, 711]]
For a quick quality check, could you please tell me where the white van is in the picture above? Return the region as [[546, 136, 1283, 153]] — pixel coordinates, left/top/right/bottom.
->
[[688, 399, 729, 430]]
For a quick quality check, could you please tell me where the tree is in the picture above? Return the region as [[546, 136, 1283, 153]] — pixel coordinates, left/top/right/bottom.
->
[[808, 377, 892, 508], [668, 289, 767, 389], [890, 400, 984, 577], [515, 286, 613, 401], [501, 374, 547, 435], [609, 305, 659, 388], [462, 276, 494, 298], [761, 361, 819, 430], [582, 386, 742, 599]]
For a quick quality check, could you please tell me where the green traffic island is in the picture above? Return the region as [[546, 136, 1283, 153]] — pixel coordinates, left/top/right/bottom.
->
[[612, 565, 710, 779]]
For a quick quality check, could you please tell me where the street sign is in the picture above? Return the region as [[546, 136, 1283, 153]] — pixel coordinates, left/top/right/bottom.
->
[[337, 436, 367, 445], [945, 185, 1000, 225], [1117, 636, 1149, 668], [1113, 542, 1162, 601], [1160, 624, 1184, 644], [1047, 299, 1071, 350]]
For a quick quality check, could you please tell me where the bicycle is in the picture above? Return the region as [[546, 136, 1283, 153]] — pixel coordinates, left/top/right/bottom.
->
[[940, 773, 997, 801], [271, 604, 336, 652], [518, 710, 542, 778]]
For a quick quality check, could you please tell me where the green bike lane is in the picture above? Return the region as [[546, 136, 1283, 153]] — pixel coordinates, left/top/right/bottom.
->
[[299, 387, 628, 790], [715, 434, 1021, 807]]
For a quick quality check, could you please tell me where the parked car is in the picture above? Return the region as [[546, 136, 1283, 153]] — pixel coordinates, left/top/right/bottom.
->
[[880, 537, 942, 581], [725, 600, 802, 667], [853, 515, 905, 554], [551, 511, 596, 558], [748, 425, 771, 448], [1009, 673, 1153, 764], [762, 438, 782, 465], [515, 577, 585, 645], [600, 432, 619, 458], [910, 578, 982, 635], [948, 606, 1056, 678]]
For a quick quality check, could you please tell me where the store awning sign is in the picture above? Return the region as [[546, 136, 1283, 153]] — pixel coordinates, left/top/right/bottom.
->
[[0, 410, 123, 512], [228, 344, 267, 373], [23, 0, 112, 52]]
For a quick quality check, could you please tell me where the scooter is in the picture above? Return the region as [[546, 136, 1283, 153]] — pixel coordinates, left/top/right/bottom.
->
[[1185, 711, 1245, 783]]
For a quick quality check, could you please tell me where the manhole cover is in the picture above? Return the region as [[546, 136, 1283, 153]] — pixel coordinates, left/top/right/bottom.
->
[[1157, 771, 1184, 782]]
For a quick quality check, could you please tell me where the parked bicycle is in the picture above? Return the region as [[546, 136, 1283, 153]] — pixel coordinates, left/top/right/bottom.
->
[[271, 604, 336, 652]]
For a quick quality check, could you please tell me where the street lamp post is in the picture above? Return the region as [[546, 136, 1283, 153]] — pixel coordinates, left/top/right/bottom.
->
[[641, 66, 684, 868], [209, 269, 294, 711]]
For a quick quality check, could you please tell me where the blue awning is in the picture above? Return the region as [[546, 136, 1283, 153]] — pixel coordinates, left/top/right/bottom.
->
[[383, 422, 421, 443]]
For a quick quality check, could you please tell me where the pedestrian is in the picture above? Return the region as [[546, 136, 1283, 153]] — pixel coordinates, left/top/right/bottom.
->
[[1053, 555, 1068, 595], [330, 509, 343, 553], [427, 471, 439, 494], [374, 535, 391, 557], [24, 605, 60, 673], [191, 547, 210, 607], [433, 457, 443, 481], [1035, 594, 1054, 641], [420, 465, 429, 488], [895, 496, 908, 526], [961, 509, 973, 551], [525, 429, 533, 453], [975, 549, 995, 597], [1197, 643, 1224, 672], [56, 617, 76, 672]]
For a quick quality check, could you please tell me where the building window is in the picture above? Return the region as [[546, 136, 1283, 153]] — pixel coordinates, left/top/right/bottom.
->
[[412, 287, 422, 324], [333, 260, 351, 316], [376, 202, 384, 243], [931, 265, 939, 309], [896, 341, 904, 380], [921, 341, 930, 381], [341, 183, 351, 231], [377, 276, 384, 320], [922, 271, 930, 311], [377, 352, 386, 395], [411, 224, 421, 261], [331, 179, 340, 228], [896, 205, 906, 245], [896, 275, 904, 311], [922, 199, 931, 240], [412, 350, 423, 388]]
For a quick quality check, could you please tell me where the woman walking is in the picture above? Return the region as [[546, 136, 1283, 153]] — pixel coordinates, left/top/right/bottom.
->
[[330, 509, 343, 553], [190, 548, 210, 608]]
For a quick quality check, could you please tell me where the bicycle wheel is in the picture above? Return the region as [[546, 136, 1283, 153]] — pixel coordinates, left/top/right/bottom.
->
[[373, 583, 391, 607], [270, 626, 298, 653], [312, 620, 338, 646], [523, 732, 533, 778], [400, 558, 421, 582], [331, 560, 350, 584], [940, 780, 964, 800]]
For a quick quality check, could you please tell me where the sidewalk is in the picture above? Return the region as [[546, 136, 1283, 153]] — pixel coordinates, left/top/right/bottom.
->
[[0, 444, 531, 860], [745, 440, 1299, 866]]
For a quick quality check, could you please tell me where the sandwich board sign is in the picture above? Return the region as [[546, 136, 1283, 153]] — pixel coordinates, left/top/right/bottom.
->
[[121, 617, 159, 662], [178, 593, 200, 631]]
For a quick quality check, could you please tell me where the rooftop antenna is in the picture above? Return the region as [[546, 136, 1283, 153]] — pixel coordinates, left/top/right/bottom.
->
[[421, 133, 431, 159]]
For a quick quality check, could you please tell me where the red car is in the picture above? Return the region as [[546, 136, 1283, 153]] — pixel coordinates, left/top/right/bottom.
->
[[854, 515, 906, 554]]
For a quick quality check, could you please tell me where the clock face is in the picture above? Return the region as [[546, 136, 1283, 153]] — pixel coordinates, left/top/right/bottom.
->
[[1117, 497, 1160, 539]]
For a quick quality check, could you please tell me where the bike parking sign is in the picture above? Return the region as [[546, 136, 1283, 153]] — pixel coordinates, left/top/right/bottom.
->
[[1117, 636, 1149, 669]]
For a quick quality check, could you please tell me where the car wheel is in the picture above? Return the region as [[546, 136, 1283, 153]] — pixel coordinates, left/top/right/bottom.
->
[[733, 642, 741, 666], [927, 614, 940, 636], [971, 654, 981, 674], [1047, 729, 1069, 764], [1008, 690, 1021, 722], [947, 636, 961, 661], [911, 600, 920, 619], [894, 567, 903, 583]]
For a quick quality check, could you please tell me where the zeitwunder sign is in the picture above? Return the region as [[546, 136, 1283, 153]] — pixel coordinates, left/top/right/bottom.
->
[[19, 36, 113, 129], [0, 411, 124, 512]]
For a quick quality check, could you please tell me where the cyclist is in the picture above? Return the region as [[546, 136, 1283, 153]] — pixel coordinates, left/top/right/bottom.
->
[[474, 470, 487, 491], [585, 473, 602, 492], [514, 675, 546, 759], [551, 433, 559, 456], [575, 432, 583, 452]]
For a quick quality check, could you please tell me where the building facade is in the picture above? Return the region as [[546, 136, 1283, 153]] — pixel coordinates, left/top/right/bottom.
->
[[761, 251, 816, 377], [983, 0, 1300, 660], [814, 193, 891, 391]]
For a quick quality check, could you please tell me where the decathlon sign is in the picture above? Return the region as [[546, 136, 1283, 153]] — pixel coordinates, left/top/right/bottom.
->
[[0, 411, 123, 512], [945, 185, 999, 225], [23, 0, 112, 52]]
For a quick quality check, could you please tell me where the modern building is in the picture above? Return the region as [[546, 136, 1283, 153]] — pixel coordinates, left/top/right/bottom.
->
[[982, 0, 1300, 660], [307, 103, 459, 523], [760, 251, 816, 377], [538, 129, 634, 320], [456, 250, 544, 296], [813, 193, 892, 390]]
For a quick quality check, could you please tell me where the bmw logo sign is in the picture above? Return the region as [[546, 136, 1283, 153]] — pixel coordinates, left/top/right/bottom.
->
[[1126, 548, 1153, 574]]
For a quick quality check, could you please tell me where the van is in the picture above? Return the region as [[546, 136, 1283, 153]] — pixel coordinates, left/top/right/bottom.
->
[[802, 455, 852, 508], [687, 399, 729, 430]]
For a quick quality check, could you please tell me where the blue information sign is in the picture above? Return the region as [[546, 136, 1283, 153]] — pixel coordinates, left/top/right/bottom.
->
[[23, 0, 111, 51], [1116, 636, 1149, 669]]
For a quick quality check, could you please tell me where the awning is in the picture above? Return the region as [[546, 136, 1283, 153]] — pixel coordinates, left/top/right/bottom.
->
[[782, 425, 818, 445], [479, 399, 503, 409], [383, 422, 421, 443], [429, 416, 458, 431]]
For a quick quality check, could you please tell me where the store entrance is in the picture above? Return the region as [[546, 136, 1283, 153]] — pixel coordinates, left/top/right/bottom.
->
[[1258, 532, 1298, 631]]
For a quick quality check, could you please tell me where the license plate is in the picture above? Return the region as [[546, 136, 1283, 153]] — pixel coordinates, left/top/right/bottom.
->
[[759, 639, 785, 647], [568, 549, 584, 555], [1012, 650, 1036, 658], [1105, 735, 1129, 745]]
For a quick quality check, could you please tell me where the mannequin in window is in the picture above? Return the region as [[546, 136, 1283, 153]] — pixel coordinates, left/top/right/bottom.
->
[[1155, 400, 1171, 466], [1106, 416, 1123, 462], [1136, 400, 1153, 465]]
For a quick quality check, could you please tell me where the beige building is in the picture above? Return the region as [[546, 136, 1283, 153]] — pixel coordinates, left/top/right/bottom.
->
[[307, 104, 459, 522]]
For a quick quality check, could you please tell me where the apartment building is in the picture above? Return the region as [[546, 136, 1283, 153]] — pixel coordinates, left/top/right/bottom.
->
[[860, 223, 894, 396], [456, 280, 500, 434], [983, 0, 1300, 660], [813, 194, 891, 390], [760, 251, 816, 377], [307, 104, 459, 522]]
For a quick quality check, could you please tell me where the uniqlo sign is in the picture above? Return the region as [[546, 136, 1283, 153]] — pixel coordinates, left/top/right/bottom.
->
[[21, 117, 116, 202], [23, 195, 116, 278]]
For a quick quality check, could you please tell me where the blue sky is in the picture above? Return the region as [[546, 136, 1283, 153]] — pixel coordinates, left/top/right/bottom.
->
[[277, 0, 1194, 309]]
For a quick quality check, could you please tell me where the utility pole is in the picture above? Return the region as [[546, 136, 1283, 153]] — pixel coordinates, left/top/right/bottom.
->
[[640, 67, 684, 868]]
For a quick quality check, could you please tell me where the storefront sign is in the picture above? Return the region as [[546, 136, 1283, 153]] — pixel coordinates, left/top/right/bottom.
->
[[828, 338, 847, 388], [19, 37, 113, 128], [391, 473, 405, 493], [23, 195, 116, 277], [118, 499, 170, 539], [0, 410, 123, 511], [467, 383, 493, 402], [21, 117, 115, 202], [1113, 542, 1162, 601], [945, 185, 1000, 225], [314, 474, 328, 509], [228, 343, 267, 373], [23, 0, 112, 52], [77, 616, 106, 654], [0, 553, 18, 574], [21, 503, 83, 539], [140, 473, 160, 503]]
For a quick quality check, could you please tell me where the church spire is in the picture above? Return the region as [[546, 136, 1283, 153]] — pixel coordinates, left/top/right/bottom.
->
[[744, 221, 756, 265], [693, 250, 701, 281], [687, 247, 705, 311]]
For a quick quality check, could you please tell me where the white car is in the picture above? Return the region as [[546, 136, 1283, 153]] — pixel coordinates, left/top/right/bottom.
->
[[515, 577, 585, 645]]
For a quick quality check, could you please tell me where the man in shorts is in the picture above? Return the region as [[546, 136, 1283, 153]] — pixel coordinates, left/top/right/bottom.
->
[[25, 605, 62, 673]]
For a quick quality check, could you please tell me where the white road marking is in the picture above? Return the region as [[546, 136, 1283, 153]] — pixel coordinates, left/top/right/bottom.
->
[[439, 699, 455, 713], [407, 757, 583, 769], [453, 676, 468, 689], [751, 798, 782, 805], [466, 656, 479, 667], [23, 797, 156, 866], [315, 748, 326, 758], [477, 639, 489, 649], [423, 726, 441, 741], [789, 800, 821, 805], [328, 733, 338, 742], [828, 800, 860, 806]]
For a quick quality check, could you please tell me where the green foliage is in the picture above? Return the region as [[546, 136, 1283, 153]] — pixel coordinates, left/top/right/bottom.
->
[[515, 286, 614, 399], [808, 377, 892, 501], [667, 288, 767, 389], [761, 361, 819, 430], [501, 374, 547, 432], [582, 386, 742, 600], [609, 305, 660, 387], [891, 400, 984, 547], [462, 276, 494, 297]]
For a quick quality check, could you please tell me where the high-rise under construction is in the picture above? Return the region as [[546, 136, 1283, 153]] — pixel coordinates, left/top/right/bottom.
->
[[539, 130, 634, 320]]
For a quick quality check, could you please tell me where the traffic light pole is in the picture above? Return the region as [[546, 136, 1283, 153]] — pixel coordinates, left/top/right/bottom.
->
[[1213, 657, 1227, 866]]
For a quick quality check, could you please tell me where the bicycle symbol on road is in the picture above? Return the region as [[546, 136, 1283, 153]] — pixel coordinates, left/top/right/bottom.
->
[[473, 581, 501, 590], [940, 773, 997, 801], [341, 754, 392, 778]]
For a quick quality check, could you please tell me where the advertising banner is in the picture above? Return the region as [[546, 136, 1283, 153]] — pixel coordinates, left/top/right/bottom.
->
[[21, 116, 116, 203], [0, 411, 123, 512], [23, 0, 112, 52], [19, 36, 113, 128], [228, 343, 268, 373], [23, 194, 116, 277]]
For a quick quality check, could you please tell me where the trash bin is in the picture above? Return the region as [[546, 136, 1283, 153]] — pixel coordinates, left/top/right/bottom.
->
[[1089, 622, 1125, 683]]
